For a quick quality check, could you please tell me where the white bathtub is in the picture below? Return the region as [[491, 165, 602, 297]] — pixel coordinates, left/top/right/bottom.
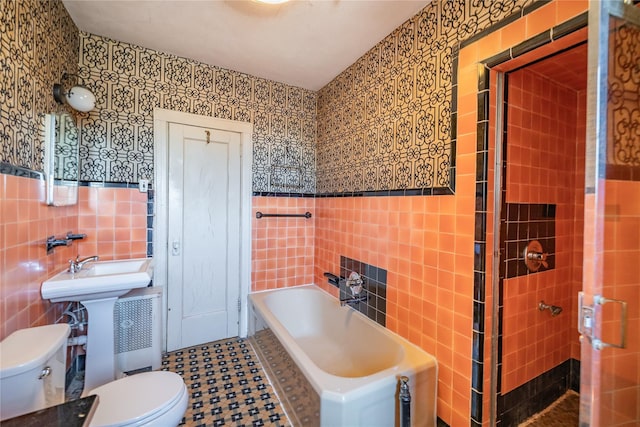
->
[[248, 285, 437, 427]]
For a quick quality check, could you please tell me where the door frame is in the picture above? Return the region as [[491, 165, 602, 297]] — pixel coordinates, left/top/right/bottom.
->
[[153, 108, 253, 351]]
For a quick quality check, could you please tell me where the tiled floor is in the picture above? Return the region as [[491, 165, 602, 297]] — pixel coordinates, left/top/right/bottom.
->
[[162, 338, 291, 427], [519, 391, 579, 427]]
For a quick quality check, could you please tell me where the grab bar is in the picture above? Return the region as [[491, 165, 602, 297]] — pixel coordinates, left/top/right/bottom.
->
[[255, 211, 312, 219]]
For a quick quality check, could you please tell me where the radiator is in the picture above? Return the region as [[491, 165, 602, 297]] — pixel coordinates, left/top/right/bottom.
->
[[114, 287, 162, 378]]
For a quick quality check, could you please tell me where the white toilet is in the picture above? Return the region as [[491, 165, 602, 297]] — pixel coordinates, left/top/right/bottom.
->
[[0, 324, 188, 426]]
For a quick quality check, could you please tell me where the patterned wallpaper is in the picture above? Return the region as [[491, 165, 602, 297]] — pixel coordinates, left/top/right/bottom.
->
[[608, 19, 640, 179], [0, 0, 79, 171], [316, 0, 537, 194], [78, 33, 317, 192], [1, 0, 549, 195]]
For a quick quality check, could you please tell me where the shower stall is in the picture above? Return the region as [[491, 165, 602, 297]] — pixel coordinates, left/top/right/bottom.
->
[[495, 42, 587, 424], [487, 1, 640, 424]]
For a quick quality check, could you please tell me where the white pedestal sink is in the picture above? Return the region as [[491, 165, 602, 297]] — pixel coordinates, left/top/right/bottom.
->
[[41, 258, 153, 393]]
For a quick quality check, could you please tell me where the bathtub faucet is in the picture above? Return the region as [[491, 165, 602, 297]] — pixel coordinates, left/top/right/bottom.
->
[[340, 293, 368, 307], [340, 272, 368, 307]]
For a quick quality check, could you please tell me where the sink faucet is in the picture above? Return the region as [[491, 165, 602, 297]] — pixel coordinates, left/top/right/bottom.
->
[[68, 255, 99, 273]]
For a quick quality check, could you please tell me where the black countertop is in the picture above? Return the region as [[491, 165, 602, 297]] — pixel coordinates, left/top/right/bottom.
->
[[1, 395, 98, 427]]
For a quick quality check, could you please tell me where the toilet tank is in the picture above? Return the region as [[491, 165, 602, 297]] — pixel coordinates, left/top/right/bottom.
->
[[0, 324, 70, 421]]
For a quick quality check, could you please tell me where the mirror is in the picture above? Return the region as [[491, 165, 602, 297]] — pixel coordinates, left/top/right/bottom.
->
[[44, 112, 79, 206]]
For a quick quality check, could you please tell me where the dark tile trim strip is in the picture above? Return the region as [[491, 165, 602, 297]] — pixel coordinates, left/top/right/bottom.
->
[[146, 190, 154, 257], [484, 14, 589, 70], [522, 0, 552, 16], [485, 50, 513, 68], [264, 186, 457, 199], [511, 31, 552, 58], [606, 164, 640, 182], [552, 12, 589, 40], [498, 359, 578, 425], [471, 389, 483, 423], [460, 0, 551, 49], [471, 57, 489, 421], [0, 161, 44, 180], [252, 191, 316, 198], [78, 181, 143, 189]]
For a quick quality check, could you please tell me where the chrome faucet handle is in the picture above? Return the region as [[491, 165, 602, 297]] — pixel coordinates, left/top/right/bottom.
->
[[71, 255, 99, 272], [524, 240, 549, 271], [346, 272, 364, 295]]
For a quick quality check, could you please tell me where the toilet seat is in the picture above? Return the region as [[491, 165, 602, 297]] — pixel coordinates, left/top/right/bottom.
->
[[88, 371, 188, 427]]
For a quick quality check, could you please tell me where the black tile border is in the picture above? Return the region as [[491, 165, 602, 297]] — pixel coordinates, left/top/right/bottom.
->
[[78, 180, 141, 189], [0, 161, 44, 180], [252, 186, 456, 198], [146, 189, 154, 257], [552, 13, 589, 40], [498, 358, 579, 425], [460, 0, 551, 50], [502, 203, 557, 278], [471, 55, 489, 425], [511, 31, 553, 58], [252, 191, 316, 198], [606, 164, 640, 181]]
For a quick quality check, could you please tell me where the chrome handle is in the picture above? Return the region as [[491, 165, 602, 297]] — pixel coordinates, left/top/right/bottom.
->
[[578, 292, 628, 350], [39, 366, 52, 379], [593, 294, 628, 350], [524, 240, 549, 271], [345, 272, 364, 295]]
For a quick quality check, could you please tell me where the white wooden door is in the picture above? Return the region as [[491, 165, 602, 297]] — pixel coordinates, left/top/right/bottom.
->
[[166, 123, 241, 351]]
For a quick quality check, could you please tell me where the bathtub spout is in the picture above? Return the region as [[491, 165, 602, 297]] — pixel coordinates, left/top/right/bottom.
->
[[340, 294, 368, 307]]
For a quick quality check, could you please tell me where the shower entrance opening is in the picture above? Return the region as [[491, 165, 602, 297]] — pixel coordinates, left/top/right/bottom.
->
[[494, 41, 587, 426]]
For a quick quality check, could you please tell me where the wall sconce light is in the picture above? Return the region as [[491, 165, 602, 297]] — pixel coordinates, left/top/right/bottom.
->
[[53, 73, 96, 112]]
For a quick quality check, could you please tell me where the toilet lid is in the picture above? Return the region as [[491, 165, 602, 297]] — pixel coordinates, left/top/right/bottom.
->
[[88, 371, 186, 427]]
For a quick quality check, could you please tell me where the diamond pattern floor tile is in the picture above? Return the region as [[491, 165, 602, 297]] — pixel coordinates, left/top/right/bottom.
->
[[162, 337, 291, 427]]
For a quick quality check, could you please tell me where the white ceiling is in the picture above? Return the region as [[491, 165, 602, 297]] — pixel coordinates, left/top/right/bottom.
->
[[63, 0, 430, 91]]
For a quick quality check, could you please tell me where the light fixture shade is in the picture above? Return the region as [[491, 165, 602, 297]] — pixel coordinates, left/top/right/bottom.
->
[[66, 85, 96, 112]]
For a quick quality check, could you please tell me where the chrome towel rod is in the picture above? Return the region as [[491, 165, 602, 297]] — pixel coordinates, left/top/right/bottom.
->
[[255, 211, 312, 219]]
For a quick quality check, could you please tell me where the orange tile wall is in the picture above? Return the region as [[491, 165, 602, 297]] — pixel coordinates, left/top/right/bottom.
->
[[600, 179, 640, 425], [1, 174, 77, 340], [0, 176, 149, 341], [76, 186, 148, 260], [313, 193, 476, 425], [251, 196, 315, 292], [500, 68, 585, 393]]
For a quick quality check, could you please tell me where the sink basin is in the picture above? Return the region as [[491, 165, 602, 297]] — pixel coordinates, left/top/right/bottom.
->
[[41, 258, 153, 302]]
